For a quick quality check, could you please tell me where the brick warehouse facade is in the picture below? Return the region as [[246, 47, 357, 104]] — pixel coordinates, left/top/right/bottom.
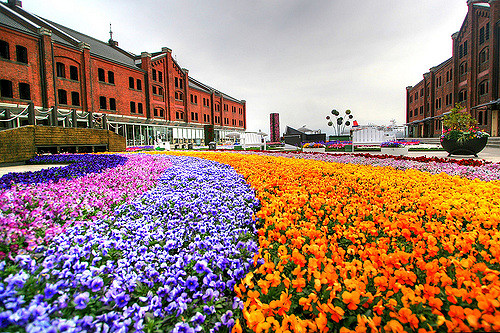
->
[[406, 0, 500, 138], [0, 0, 246, 146]]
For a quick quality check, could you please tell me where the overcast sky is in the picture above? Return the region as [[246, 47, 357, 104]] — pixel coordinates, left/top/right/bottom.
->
[[22, 0, 469, 135]]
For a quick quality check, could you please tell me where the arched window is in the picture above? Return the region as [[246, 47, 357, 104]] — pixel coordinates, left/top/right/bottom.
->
[[479, 47, 489, 64], [460, 62, 468, 76]]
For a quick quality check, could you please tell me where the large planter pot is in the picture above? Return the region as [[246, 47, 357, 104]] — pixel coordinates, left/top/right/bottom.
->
[[303, 147, 325, 153], [440, 136, 488, 157], [380, 146, 409, 156]]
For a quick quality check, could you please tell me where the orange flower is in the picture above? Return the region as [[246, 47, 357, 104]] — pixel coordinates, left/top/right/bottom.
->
[[342, 290, 361, 310]]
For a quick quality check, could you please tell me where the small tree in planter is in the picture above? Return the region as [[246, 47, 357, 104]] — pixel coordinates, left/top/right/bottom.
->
[[441, 103, 489, 156]]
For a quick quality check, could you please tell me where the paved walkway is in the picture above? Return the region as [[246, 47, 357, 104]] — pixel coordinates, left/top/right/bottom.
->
[[0, 164, 67, 177]]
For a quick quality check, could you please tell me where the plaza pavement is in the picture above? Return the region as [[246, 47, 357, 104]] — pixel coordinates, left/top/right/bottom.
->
[[0, 146, 500, 177]]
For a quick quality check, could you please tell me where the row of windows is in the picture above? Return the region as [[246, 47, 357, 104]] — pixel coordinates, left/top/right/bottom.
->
[[459, 41, 468, 59], [98, 96, 116, 111], [435, 97, 442, 110], [152, 86, 163, 95], [129, 77, 142, 90], [58, 89, 80, 106], [153, 108, 165, 118], [175, 77, 184, 89], [0, 41, 28, 63], [445, 93, 453, 106], [175, 91, 184, 100], [445, 69, 453, 83], [98, 68, 114, 84], [152, 69, 163, 83], [202, 97, 210, 107], [479, 23, 490, 45], [56, 63, 79, 81], [190, 94, 198, 104], [0, 79, 30, 100], [130, 101, 143, 114]]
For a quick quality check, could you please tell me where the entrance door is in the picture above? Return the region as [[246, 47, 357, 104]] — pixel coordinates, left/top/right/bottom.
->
[[492, 110, 498, 136]]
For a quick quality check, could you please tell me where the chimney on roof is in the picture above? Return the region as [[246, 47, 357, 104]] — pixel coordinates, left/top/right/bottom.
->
[[108, 23, 118, 47], [7, 0, 22, 7]]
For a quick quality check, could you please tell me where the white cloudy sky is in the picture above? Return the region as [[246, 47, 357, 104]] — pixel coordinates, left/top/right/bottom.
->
[[22, 0, 469, 134]]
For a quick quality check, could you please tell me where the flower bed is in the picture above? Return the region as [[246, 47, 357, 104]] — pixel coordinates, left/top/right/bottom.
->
[[0, 155, 260, 332], [0, 154, 127, 189], [243, 151, 500, 182], [0, 154, 170, 260], [167, 151, 500, 332]]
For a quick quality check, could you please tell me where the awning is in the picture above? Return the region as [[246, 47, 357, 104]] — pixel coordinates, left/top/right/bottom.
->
[[405, 111, 450, 125], [471, 99, 500, 109]]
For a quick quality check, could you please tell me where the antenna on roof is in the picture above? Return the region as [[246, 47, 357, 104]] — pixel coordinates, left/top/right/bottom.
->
[[108, 23, 118, 46]]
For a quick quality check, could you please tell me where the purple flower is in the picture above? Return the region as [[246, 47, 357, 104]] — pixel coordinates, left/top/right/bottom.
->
[[89, 277, 104, 293], [190, 312, 206, 325], [185, 276, 199, 292], [73, 292, 89, 310], [114, 292, 130, 308], [44, 284, 58, 299], [172, 322, 195, 333], [194, 260, 207, 274]]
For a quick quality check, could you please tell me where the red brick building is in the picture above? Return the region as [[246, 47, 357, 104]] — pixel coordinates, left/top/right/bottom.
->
[[0, 0, 246, 146], [406, 0, 500, 138]]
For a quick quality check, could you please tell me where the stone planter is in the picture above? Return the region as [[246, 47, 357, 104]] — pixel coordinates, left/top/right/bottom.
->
[[380, 146, 409, 156], [303, 147, 326, 153], [440, 136, 488, 157]]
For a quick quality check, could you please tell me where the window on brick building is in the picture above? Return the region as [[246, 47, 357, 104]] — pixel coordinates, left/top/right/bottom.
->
[[58, 89, 67, 105], [179, 79, 183, 89], [159, 108, 164, 117], [152, 69, 157, 81], [138, 103, 143, 114], [0, 40, 9, 60], [158, 72, 162, 83], [479, 80, 489, 96], [99, 96, 106, 109], [175, 77, 178, 88], [486, 23, 490, 40], [152, 86, 157, 94], [480, 27, 485, 45], [108, 71, 115, 84], [458, 90, 467, 102], [420, 106, 423, 115], [130, 101, 136, 113], [19, 83, 30, 100], [98, 68, 105, 82], [16, 45, 27, 63], [158, 87, 163, 96], [70, 66, 78, 81], [129, 77, 134, 89], [137, 79, 142, 90], [71, 91, 80, 106], [56, 62, 66, 78], [464, 41, 468, 56], [460, 62, 467, 76], [110, 98, 116, 110], [478, 111, 483, 125], [154, 108, 158, 117], [479, 47, 489, 64]]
